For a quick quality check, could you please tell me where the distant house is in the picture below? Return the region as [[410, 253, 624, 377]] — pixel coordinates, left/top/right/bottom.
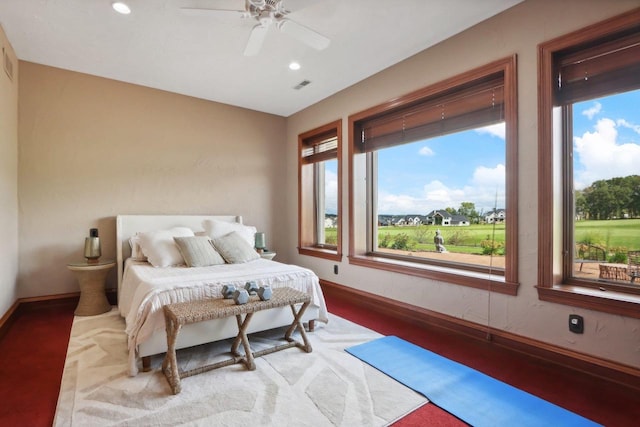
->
[[324, 214, 337, 228], [409, 216, 423, 226], [398, 215, 423, 226], [425, 210, 469, 226], [378, 215, 394, 226], [484, 209, 506, 224], [377, 215, 427, 226]]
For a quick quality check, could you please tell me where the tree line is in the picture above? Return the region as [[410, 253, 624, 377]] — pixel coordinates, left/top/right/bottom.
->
[[576, 175, 640, 220]]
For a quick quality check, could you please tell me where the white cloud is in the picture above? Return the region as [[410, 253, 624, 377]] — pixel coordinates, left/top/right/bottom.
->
[[617, 118, 640, 135], [423, 180, 466, 206], [419, 146, 435, 156], [581, 102, 602, 120], [574, 118, 640, 189], [472, 164, 505, 188], [464, 164, 506, 211], [377, 180, 463, 214], [377, 169, 506, 215], [324, 169, 338, 213], [475, 123, 505, 139]]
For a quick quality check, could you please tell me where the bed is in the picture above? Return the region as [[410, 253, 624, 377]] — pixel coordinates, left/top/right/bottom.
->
[[116, 214, 328, 376]]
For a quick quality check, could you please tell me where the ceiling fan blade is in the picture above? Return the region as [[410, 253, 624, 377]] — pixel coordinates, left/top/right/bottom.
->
[[279, 0, 317, 13], [244, 24, 269, 56], [179, 7, 245, 18], [278, 19, 330, 51]]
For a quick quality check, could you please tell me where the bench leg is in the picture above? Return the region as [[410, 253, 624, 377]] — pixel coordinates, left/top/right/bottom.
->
[[162, 316, 182, 394], [308, 319, 315, 332], [286, 301, 312, 353], [141, 356, 151, 372], [231, 313, 256, 370]]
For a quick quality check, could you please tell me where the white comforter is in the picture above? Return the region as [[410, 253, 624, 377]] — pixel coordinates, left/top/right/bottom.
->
[[120, 258, 328, 375]]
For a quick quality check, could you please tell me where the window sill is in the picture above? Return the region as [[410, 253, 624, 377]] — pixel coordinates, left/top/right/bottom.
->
[[349, 254, 519, 295], [537, 284, 640, 319], [298, 246, 342, 262]]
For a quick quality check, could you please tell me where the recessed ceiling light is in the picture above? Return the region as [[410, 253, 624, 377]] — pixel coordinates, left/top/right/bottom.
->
[[289, 62, 301, 71], [112, 2, 131, 15]]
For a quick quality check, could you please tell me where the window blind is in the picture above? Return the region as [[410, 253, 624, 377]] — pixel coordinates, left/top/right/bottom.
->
[[301, 131, 338, 164], [354, 73, 504, 153], [554, 29, 640, 105]]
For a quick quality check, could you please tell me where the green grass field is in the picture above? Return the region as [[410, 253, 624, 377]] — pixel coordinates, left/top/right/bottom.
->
[[324, 219, 640, 257], [574, 219, 640, 249]]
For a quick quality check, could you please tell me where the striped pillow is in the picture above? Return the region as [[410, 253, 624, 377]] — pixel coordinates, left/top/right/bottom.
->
[[173, 236, 226, 267]]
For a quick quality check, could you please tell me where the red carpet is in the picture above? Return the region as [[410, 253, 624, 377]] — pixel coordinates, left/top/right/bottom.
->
[[0, 301, 75, 427], [1, 294, 638, 426]]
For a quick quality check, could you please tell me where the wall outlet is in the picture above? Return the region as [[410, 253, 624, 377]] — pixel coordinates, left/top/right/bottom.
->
[[569, 314, 584, 334], [333, 265, 338, 274]]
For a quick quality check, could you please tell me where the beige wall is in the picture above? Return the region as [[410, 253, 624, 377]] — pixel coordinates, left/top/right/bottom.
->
[[286, 0, 640, 368], [0, 24, 18, 317], [18, 62, 286, 297], [7, 0, 640, 369]]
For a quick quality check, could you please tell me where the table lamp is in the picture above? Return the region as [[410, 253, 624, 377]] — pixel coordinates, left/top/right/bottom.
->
[[255, 232, 266, 253], [84, 228, 101, 263]]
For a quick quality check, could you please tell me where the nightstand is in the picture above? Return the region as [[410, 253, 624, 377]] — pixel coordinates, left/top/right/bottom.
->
[[67, 259, 115, 316], [260, 251, 276, 260]]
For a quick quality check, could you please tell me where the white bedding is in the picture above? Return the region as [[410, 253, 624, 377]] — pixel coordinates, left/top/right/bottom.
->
[[120, 257, 328, 375]]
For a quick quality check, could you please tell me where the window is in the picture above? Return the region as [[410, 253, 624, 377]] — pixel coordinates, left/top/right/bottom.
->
[[538, 8, 640, 318], [348, 57, 518, 294], [298, 120, 342, 261]]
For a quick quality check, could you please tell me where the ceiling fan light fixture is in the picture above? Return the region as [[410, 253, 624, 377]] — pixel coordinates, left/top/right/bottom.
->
[[183, 0, 331, 56], [112, 2, 131, 15]]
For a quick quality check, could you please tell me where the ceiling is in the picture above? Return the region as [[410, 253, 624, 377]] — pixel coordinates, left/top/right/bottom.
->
[[0, 0, 522, 117]]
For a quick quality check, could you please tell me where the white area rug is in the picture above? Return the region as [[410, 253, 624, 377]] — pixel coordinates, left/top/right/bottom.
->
[[54, 308, 427, 426]]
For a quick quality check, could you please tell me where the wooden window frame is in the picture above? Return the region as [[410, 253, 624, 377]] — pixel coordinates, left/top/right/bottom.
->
[[348, 56, 519, 295], [537, 8, 640, 318], [298, 120, 342, 261]]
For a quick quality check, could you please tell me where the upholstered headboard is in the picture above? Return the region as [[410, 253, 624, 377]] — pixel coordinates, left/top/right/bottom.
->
[[115, 214, 242, 300]]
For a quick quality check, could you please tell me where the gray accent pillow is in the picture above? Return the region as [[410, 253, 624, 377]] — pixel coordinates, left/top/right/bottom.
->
[[212, 231, 261, 264], [173, 236, 226, 267]]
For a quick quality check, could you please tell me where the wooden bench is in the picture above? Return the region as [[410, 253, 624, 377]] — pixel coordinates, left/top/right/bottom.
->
[[162, 287, 312, 394]]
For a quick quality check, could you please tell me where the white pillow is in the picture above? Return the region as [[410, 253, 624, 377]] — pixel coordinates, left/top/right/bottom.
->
[[174, 236, 226, 267], [128, 234, 148, 261], [212, 231, 261, 264], [138, 227, 195, 267], [202, 219, 257, 247]]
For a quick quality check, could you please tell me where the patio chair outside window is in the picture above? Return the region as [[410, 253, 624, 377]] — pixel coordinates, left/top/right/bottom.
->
[[575, 244, 606, 272], [628, 251, 640, 284]]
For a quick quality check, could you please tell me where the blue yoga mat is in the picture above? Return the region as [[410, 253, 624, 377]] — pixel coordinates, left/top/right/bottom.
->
[[346, 336, 601, 427]]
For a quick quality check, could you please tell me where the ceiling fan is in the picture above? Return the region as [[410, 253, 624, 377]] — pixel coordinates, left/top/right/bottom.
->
[[181, 0, 331, 56]]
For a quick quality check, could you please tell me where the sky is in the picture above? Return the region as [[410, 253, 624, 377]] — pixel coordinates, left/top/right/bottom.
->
[[374, 123, 506, 215], [323, 88, 640, 216], [572, 90, 640, 190]]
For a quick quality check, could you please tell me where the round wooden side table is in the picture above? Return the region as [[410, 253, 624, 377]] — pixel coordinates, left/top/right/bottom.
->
[[67, 259, 116, 316]]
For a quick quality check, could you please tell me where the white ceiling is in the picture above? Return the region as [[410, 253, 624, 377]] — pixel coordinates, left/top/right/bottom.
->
[[0, 0, 522, 117]]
